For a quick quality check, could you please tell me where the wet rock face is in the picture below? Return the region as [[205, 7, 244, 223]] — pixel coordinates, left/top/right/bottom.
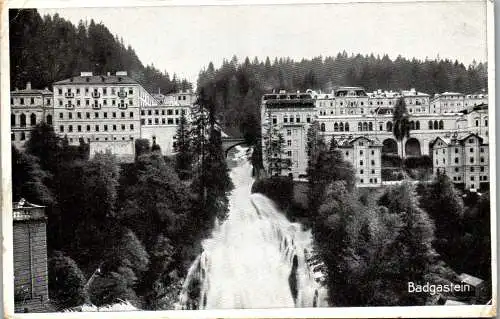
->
[[289, 255, 299, 303]]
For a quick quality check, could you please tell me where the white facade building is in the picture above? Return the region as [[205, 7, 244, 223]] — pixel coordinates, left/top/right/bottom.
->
[[141, 90, 196, 155], [261, 91, 316, 178], [52, 71, 158, 146], [261, 86, 489, 188], [338, 136, 383, 187], [431, 133, 489, 190]]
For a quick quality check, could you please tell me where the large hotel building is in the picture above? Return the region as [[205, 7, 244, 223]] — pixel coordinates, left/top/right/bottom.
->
[[261, 86, 488, 189], [11, 72, 196, 160]]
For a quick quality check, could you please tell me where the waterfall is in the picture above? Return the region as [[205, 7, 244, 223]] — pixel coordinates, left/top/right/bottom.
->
[[175, 146, 328, 309]]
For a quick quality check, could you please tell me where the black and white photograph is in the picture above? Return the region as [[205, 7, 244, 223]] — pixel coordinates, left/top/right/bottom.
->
[[2, 0, 496, 317]]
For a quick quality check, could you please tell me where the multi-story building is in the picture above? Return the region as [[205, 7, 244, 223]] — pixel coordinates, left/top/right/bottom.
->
[[401, 88, 431, 114], [261, 85, 489, 188], [10, 82, 53, 149], [261, 91, 316, 178], [338, 136, 383, 187], [314, 86, 463, 158], [141, 90, 196, 155], [430, 91, 488, 114], [431, 133, 489, 190], [52, 71, 158, 146]]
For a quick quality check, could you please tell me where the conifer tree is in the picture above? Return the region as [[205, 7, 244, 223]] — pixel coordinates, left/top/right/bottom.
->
[[174, 110, 192, 180]]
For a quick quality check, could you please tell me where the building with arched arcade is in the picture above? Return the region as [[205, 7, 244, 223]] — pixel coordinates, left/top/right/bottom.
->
[[11, 82, 53, 149], [261, 86, 489, 187]]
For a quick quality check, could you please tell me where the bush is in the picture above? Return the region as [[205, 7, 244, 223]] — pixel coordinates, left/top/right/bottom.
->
[[382, 168, 404, 181], [251, 176, 293, 210], [382, 154, 402, 167], [404, 155, 432, 169], [48, 251, 88, 309]]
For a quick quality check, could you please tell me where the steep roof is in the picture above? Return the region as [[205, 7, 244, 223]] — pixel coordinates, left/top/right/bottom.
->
[[336, 135, 382, 148], [54, 74, 139, 85], [430, 133, 488, 147]]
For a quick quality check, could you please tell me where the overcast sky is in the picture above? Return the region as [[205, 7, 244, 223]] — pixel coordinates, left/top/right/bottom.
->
[[36, 1, 488, 85]]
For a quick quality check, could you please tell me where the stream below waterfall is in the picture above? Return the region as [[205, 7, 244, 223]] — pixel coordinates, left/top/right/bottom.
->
[[175, 146, 328, 309]]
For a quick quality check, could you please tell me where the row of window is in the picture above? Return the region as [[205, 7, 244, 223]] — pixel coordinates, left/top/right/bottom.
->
[[323, 120, 448, 132], [359, 160, 377, 166], [58, 111, 134, 120], [59, 124, 135, 133], [451, 166, 487, 173], [58, 87, 134, 96], [272, 115, 312, 124], [437, 156, 486, 165], [345, 150, 377, 157], [437, 147, 486, 155], [452, 175, 488, 182], [141, 109, 186, 116], [11, 97, 51, 106], [142, 118, 180, 125], [58, 99, 133, 107], [359, 169, 377, 175], [11, 113, 39, 127], [359, 178, 379, 184]]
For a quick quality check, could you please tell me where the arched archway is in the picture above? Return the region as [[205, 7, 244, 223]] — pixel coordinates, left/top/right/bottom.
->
[[363, 122, 368, 131], [20, 113, 26, 127], [369, 122, 373, 131], [428, 121, 433, 130], [358, 122, 362, 131], [410, 120, 415, 130], [345, 122, 349, 132], [405, 138, 421, 157], [386, 121, 393, 132], [382, 138, 398, 155], [416, 121, 420, 130], [339, 122, 344, 132], [46, 114, 53, 125], [30, 113, 36, 126], [334, 122, 339, 132], [433, 120, 438, 130], [320, 123, 325, 132], [439, 120, 444, 130]]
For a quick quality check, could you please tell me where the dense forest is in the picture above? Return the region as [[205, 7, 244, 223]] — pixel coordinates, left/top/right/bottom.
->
[[196, 54, 487, 140], [9, 9, 191, 94]]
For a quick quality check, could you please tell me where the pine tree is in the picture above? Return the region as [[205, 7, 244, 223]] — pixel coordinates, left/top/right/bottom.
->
[[174, 110, 192, 180], [392, 97, 410, 160], [262, 111, 289, 176]]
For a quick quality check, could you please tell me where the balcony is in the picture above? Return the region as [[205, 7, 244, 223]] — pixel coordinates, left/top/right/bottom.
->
[[92, 104, 101, 110], [65, 104, 74, 109], [92, 92, 101, 98], [65, 92, 75, 98], [118, 103, 128, 110], [118, 91, 127, 98]]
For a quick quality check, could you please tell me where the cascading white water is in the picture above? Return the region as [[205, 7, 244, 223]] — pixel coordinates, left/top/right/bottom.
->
[[176, 146, 328, 310]]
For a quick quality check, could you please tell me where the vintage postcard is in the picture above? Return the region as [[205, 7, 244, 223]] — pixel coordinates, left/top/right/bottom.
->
[[1, 0, 496, 318]]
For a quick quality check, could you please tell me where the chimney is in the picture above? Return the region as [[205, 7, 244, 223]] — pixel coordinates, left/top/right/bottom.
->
[[26, 82, 32, 90]]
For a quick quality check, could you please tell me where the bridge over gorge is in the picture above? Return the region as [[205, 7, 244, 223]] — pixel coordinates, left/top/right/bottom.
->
[[221, 136, 246, 156]]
